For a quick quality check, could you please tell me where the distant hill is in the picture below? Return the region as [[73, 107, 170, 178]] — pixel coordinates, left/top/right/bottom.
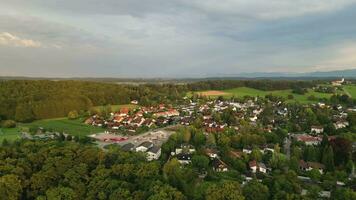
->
[[1, 69, 355, 81], [236, 69, 356, 78]]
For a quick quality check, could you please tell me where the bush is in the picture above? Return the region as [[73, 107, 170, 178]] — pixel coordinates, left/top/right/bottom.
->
[[68, 110, 79, 120], [1, 120, 17, 128]]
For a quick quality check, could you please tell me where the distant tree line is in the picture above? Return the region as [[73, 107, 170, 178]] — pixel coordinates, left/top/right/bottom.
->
[[0, 80, 187, 122], [187, 80, 318, 91]]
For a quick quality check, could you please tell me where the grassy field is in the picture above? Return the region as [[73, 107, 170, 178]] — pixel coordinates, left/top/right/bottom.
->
[[0, 104, 140, 142], [343, 85, 356, 98], [191, 87, 336, 103], [0, 118, 105, 142], [92, 104, 138, 112], [0, 127, 22, 142]]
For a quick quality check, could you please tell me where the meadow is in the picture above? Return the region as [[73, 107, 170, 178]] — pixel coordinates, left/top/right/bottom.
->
[[0, 104, 141, 142], [0, 118, 105, 142], [191, 85, 356, 103]]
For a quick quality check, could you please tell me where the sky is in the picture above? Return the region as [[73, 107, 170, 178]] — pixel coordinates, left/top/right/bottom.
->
[[1, 0, 356, 78]]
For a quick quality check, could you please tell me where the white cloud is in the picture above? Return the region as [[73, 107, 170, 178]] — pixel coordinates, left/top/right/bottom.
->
[[0, 32, 42, 47]]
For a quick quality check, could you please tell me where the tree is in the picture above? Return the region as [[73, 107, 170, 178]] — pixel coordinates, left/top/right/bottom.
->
[[192, 155, 209, 172], [206, 134, 216, 146], [45, 186, 76, 200], [330, 138, 352, 166], [289, 156, 299, 172], [1, 120, 16, 128], [0, 174, 22, 200], [205, 181, 244, 200], [15, 103, 35, 122], [250, 148, 262, 162], [322, 146, 335, 172], [68, 110, 79, 120], [192, 130, 206, 147], [242, 180, 269, 200], [148, 183, 186, 200]]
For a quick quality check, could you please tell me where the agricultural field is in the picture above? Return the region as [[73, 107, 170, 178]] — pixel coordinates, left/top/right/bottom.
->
[[191, 86, 338, 103]]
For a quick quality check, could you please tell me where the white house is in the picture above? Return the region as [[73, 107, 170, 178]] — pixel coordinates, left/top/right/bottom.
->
[[176, 153, 192, 165], [147, 145, 161, 161], [334, 121, 349, 129], [311, 126, 324, 134], [135, 141, 153, 152], [249, 160, 267, 173]]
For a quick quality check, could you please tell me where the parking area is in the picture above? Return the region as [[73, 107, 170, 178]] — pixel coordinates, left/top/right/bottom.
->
[[92, 127, 176, 149]]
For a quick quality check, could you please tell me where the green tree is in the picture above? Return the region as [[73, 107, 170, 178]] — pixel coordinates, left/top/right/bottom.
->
[[205, 181, 244, 200], [322, 146, 335, 172], [192, 155, 209, 172], [45, 186, 76, 200], [148, 184, 186, 200], [15, 103, 35, 122], [68, 110, 79, 120], [1, 120, 16, 128], [242, 180, 269, 200], [0, 174, 22, 200]]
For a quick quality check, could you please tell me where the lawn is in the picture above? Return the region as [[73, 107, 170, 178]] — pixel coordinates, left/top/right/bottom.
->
[[0, 127, 22, 142]]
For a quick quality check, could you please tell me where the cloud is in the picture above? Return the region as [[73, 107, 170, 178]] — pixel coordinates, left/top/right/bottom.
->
[[0, 1, 356, 77], [0, 32, 42, 48]]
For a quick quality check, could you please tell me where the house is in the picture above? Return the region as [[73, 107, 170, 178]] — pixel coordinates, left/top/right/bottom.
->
[[147, 145, 161, 161], [311, 126, 324, 134], [176, 153, 192, 165], [299, 160, 325, 174], [130, 100, 138, 105], [135, 141, 153, 152], [331, 78, 344, 86], [293, 134, 321, 146], [243, 147, 252, 154], [249, 160, 267, 173], [204, 148, 219, 159], [229, 150, 243, 159], [121, 143, 135, 152], [212, 158, 228, 172], [334, 120, 349, 129], [175, 144, 195, 154]]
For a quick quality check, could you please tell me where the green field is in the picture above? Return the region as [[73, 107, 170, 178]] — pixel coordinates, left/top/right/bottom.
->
[[343, 85, 356, 98], [0, 118, 105, 142], [191, 86, 339, 103], [0, 104, 138, 142], [0, 127, 22, 142], [92, 104, 138, 112]]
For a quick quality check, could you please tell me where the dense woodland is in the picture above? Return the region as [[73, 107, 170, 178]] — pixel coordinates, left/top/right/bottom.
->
[[0, 80, 187, 122]]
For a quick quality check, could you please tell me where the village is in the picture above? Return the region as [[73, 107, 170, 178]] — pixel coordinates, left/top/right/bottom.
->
[[75, 93, 355, 199]]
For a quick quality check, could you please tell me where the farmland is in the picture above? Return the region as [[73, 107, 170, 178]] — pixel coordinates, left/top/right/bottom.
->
[[190, 85, 356, 103]]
